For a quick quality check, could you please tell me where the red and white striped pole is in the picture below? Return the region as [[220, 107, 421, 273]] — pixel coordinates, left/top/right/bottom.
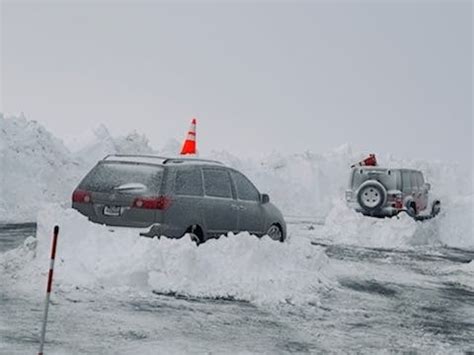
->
[[38, 225, 59, 355]]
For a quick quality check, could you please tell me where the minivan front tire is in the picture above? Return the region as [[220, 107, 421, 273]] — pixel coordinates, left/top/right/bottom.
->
[[267, 224, 284, 242]]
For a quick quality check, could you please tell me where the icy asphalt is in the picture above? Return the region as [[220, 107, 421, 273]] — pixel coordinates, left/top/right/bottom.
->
[[0, 219, 473, 354]]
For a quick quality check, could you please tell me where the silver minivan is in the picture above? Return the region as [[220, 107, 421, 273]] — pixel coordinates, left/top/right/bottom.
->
[[72, 155, 286, 243], [346, 167, 441, 218]]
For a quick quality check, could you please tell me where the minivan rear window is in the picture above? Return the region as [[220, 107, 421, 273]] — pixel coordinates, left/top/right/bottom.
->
[[80, 162, 163, 193]]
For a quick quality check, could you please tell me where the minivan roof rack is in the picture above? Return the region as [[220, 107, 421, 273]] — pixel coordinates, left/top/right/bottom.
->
[[163, 157, 224, 165], [102, 154, 170, 166], [103, 154, 224, 166], [103, 154, 170, 161]]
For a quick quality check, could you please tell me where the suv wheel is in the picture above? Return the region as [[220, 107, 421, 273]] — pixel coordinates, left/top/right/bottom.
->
[[357, 181, 387, 212], [431, 200, 441, 217], [406, 202, 417, 217]]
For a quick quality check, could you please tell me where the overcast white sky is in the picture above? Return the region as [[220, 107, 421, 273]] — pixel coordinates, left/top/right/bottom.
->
[[1, 1, 472, 163]]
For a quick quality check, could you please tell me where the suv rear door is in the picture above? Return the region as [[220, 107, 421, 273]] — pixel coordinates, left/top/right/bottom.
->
[[202, 167, 238, 237], [230, 170, 264, 235]]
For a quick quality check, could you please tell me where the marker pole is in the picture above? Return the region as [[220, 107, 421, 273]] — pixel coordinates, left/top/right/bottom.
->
[[38, 225, 59, 355]]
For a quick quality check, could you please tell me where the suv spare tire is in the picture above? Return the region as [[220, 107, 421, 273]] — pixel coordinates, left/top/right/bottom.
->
[[357, 180, 387, 213]]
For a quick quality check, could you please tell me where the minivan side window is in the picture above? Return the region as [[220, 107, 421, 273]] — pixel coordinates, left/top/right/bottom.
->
[[203, 169, 233, 198], [232, 171, 260, 202], [175, 168, 203, 196], [402, 171, 412, 192]]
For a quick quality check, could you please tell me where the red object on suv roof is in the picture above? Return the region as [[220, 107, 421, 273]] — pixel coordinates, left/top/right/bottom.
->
[[351, 154, 377, 168]]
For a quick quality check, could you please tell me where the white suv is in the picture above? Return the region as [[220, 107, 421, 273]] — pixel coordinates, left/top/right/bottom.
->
[[346, 167, 441, 219]]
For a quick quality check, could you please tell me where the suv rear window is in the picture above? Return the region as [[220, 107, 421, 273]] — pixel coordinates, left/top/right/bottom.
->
[[80, 162, 163, 193], [351, 169, 398, 190], [203, 169, 233, 198]]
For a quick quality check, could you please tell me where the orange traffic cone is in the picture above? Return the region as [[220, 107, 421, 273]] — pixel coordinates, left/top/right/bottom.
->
[[180, 118, 197, 155], [351, 154, 377, 168]]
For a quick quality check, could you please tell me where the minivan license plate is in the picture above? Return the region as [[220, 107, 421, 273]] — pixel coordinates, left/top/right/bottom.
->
[[103, 206, 121, 216]]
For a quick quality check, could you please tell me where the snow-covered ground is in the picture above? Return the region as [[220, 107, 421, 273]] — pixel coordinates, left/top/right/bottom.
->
[[1, 114, 473, 353], [1, 209, 473, 354]]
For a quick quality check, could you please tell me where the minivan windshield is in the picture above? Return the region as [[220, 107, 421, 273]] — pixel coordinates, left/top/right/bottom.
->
[[351, 168, 398, 190], [80, 162, 163, 193]]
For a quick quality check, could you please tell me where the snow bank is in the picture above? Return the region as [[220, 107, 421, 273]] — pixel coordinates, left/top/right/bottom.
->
[[0, 115, 157, 222], [1, 114, 472, 248], [73, 124, 155, 170], [0, 206, 333, 305], [319, 197, 473, 249], [0, 114, 80, 222]]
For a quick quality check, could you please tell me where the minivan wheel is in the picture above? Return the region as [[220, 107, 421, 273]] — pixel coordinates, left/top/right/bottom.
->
[[185, 225, 204, 245], [267, 224, 283, 242]]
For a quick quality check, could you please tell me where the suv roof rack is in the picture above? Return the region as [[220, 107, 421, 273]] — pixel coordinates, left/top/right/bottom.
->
[[163, 157, 224, 165]]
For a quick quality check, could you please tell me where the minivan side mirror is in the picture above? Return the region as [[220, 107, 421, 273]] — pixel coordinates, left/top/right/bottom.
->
[[261, 193, 270, 204], [424, 183, 431, 191]]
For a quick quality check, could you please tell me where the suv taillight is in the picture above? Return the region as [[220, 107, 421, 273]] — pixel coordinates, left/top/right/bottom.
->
[[72, 189, 92, 203], [132, 196, 171, 210], [388, 191, 403, 209]]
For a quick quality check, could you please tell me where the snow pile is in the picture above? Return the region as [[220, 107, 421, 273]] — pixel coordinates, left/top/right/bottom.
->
[[0, 115, 157, 221], [0, 114, 80, 222], [213, 145, 361, 218], [74, 125, 155, 170], [320, 201, 436, 248], [0, 206, 333, 305], [319, 197, 473, 249], [1, 114, 472, 248]]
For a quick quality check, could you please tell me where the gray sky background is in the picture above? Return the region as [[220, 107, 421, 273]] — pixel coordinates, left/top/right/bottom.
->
[[1, 1, 472, 163]]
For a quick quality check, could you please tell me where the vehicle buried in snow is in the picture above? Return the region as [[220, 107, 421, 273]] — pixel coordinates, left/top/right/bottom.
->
[[72, 155, 286, 243], [345, 155, 441, 220]]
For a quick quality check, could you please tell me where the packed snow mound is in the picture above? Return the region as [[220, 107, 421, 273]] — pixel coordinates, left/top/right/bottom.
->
[[320, 198, 473, 249], [74, 124, 155, 169], [1, 114, 472, 228], [1, 206, 333, 305], [0, 114, 80, 222], [0, 115, 160, 221]]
